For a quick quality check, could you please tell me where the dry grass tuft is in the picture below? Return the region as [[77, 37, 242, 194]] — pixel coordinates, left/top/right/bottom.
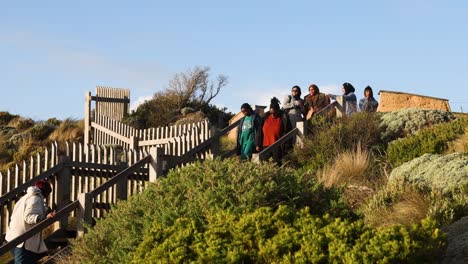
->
[[318, 144, 370, 188], [48, 119, 84, 142], [365, 189, 430, 227], [446, 127, 468, 153]]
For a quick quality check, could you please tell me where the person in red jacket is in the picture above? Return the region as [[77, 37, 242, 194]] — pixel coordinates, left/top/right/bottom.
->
[[261, 97, 292, 163]]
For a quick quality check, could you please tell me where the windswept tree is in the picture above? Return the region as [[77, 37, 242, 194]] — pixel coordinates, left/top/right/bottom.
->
[[125, 66, 230, 128]]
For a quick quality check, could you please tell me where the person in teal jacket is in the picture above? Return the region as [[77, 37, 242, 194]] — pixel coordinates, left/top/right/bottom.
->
[[237, 103, 262, 160]]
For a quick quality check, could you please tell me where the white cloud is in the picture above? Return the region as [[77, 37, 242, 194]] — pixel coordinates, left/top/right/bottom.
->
[[131, 95, 153, 111], [318, 84, 342, 95]]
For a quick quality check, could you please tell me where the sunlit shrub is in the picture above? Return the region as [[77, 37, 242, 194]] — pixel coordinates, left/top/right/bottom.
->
[[387, 117, 467, 166], [72, 158, 350, 263], [132, 206, 444, 263], [286, 112, 383, 172], [380, 108, 454, 143], [389, 152, 468, 193]]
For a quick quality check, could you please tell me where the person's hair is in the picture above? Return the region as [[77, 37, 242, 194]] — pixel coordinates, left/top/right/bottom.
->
[[364, 86, 374, 97], [342, 82, 355, 95], [309, 84, 320, 94], [34, 179, 52, 197], [240, 103, 252, 112], [270, 97, 281, 111], [291, 85, 302, 97]]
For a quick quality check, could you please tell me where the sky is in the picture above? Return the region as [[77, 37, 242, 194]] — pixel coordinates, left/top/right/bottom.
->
[[1, 0, 467, 120]]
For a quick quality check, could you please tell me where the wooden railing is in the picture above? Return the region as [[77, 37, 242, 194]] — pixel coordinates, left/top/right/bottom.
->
[[0, 142, 147, 242], [91, 114, 212, 153], [253, 121, 305, 163], [0, 117, 256, 260], [0, 201, 79, 256], [164, 119, 241, 170]]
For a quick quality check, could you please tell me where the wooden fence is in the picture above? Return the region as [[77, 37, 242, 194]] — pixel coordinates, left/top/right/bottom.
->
[[91, 113, 212, 154], [0, 141, 150, 242]]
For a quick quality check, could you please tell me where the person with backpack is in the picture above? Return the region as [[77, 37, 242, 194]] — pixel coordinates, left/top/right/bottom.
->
[[282, 85, 305, 128]]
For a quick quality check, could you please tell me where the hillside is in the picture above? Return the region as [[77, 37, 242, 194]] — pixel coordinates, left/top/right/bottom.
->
[[65, 109, 467, 263], [0, 111, 83, 173]]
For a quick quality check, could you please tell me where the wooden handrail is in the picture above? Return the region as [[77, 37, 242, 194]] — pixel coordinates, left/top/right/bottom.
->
[[91, 122, 132, 144], [88, 155, 151, 198], [0, 164, 64, 206], [314, 101, 338, 116], [0, 201, 79, 255], [258, 128, 298, 160], [67, 162, 124, 171], [167, 119, 241, 166]]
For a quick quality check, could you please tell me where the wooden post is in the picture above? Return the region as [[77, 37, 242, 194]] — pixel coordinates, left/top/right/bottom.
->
[[252, 153, 260, 163], [130, 136, 139, 151], [116, 163, 128, 201], [56, 156, 71, 229], [211, 127, 220, 159], [296, 121, 305, 148], [84, 91, 92, 145], [336, 96, 345, 118], [77, 193, 92, 237], [149, 147, 164, 182]]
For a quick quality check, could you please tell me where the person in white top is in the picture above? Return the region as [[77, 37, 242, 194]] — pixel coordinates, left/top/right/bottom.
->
[[6, 179, 56, 263]]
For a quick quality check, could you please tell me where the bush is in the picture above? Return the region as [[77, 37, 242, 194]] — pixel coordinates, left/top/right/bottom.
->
[[132, 206, 444, 263], [71, 159, 351, 263], [388, 152, 468, 194], [428, 187, 468, 226], [0, 111, 18, 126], [380, 108, 454, 143], [362, 188, 430, 228], [387, 117, 467, 166], [29, 122, 56, 140], [9, 117, 35, 131], [48, 118, 84, 142], [286, 112, 384, 172]]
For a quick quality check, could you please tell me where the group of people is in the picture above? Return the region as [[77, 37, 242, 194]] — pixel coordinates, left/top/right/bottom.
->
[[237, 82, 379, 161]]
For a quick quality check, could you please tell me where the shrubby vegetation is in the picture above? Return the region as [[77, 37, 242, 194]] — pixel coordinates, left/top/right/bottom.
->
[[123, 66, 234, 128], [69, 108, 467, 263], [0, 113, 83, 172], [133, 206, 443, 263], [379, 108, 454, 142], [71, 159, 352, 263], [387, 117, 467, 166], [388, 152, 467, 193], [286, 112, 384, 172]]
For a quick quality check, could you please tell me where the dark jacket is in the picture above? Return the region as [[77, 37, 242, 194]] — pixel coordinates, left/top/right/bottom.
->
[[236, 113, 263, 155]]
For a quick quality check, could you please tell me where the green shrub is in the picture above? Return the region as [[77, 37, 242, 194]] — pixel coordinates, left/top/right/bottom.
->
[[388, 152, 468, 194], [286, 112, 384, 172], [428, 187, 468, 226], [71, 159, 351, 263], [132, 206, 444, 263], [380, 108, 454, 143], [387, 118, 467, 166]]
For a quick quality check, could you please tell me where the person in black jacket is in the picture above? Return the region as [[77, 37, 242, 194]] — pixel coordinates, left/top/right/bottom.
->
[[237, 103, 262, 161]]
